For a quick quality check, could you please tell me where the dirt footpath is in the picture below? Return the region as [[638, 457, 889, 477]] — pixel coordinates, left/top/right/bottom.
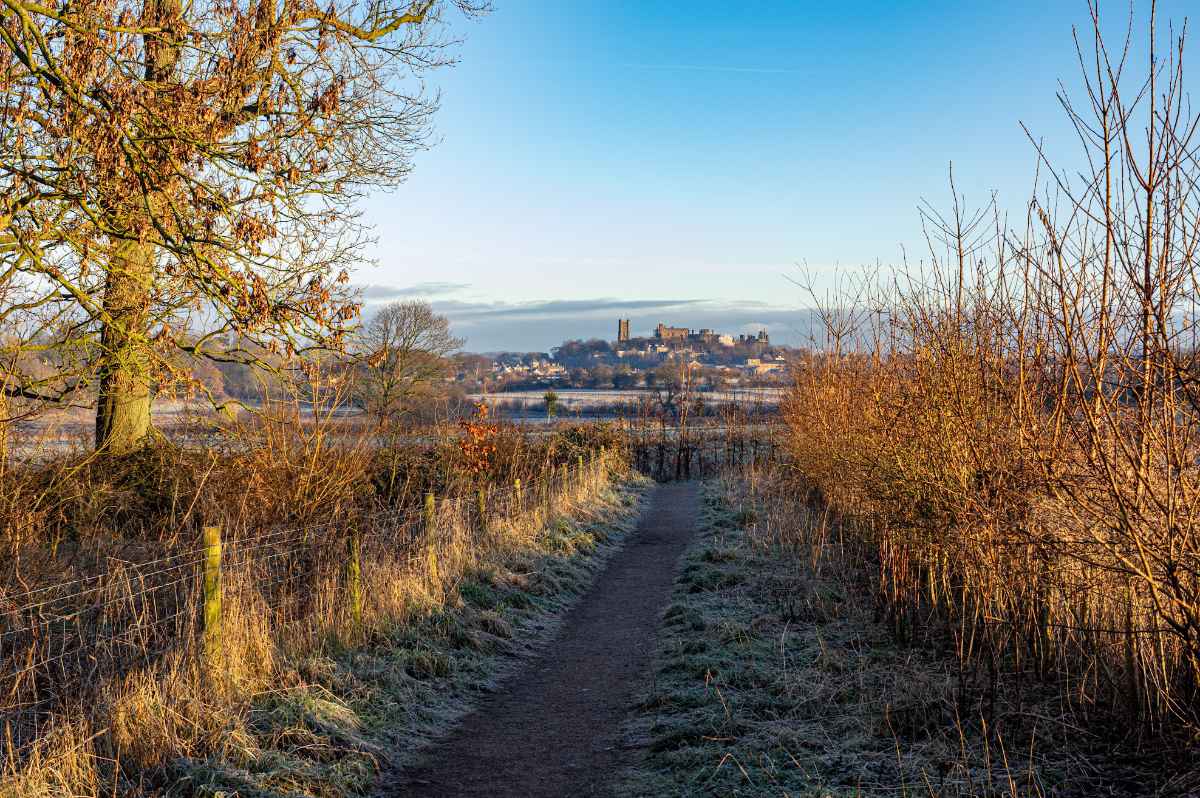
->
[[382, 481, 699, 798]]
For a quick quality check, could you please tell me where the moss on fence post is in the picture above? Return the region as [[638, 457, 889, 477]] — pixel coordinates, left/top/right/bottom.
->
[[201, 525, 223, 673], [424, 492, 436, 528], [424, 492, 440, 586]]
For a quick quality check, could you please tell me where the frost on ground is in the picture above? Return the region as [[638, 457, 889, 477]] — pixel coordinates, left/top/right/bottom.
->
[[173, 477, 651, 798], [615, 479, 1155, 798]]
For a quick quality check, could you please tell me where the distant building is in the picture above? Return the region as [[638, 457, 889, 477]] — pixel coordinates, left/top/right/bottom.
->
[[655, 323, 690, 342], [738, 329, 770, 346], [627, 320, 769, 348], [743, 357, 782, 376]]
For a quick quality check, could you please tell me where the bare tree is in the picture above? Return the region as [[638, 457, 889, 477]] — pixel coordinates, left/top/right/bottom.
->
[[356, 300, 461, 424], [653, 358, 694, 421], [543, 389, 559, 418], [0, 0, 485, 453]]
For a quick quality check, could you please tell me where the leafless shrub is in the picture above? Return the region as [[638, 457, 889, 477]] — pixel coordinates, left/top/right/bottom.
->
[[785, 0, 1200, 747]]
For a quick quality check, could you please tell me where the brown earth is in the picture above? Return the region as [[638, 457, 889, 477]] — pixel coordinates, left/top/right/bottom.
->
[[380, 481, 699, 798]]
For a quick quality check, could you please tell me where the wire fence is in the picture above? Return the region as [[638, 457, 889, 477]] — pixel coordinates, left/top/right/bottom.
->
[[626, 424, 782, 481], [0, 450, 613, 764]]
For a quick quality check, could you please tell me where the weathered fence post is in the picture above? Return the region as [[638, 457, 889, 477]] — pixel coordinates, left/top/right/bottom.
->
[[577, 455, 584, 486], [514, 478, 522, 511], [442, 496, 455, 541], [424, 492, 436, 527], [477, 487, 488, 534], [423, 493, 439, 585], [202, 525, 223, 671], [347, 526, 362, 631]]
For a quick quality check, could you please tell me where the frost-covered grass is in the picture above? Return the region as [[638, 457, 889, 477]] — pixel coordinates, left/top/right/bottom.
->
[[616, 477, 1152, 798], [170, 476, 651, 797]]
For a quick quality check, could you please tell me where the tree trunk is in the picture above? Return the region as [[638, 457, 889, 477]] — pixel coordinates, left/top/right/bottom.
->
[[93, 0, 180, 455], [95, 239, 154, 454]]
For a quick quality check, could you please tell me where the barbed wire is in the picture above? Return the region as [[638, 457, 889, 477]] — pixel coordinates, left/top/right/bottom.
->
[[0, 448, 619, 758], [0, 497, 476, 609], [1, 458, 615, 626]]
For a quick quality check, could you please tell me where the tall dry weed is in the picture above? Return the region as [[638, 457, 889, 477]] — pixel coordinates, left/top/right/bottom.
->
[[786, 2, 1200, 743]]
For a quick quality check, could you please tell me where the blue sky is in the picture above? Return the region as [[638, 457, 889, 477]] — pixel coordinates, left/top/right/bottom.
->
[[356, 1, 1188, 352]]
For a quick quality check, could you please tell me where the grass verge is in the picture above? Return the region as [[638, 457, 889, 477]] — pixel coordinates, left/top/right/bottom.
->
[[6, 471, 650, 798], [615, 477, 1169, 798]]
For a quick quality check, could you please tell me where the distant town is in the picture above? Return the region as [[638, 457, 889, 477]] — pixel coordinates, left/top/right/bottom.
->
[[449, 319, 796, 393]]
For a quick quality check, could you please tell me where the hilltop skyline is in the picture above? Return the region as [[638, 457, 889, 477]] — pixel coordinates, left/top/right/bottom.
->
[[354, 0, 1190, 351], [355, 282, 812, 351]]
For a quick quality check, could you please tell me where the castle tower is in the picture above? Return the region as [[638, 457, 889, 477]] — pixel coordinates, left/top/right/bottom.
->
[[618, 318, 630, 342]]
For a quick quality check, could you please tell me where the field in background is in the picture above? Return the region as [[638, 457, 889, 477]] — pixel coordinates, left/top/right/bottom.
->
[[470, 387, 785, 422]]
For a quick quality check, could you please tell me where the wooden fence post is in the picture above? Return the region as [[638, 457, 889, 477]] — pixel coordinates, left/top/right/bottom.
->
[[202, 525, 223, 671], [577, 455, 584, 485], [477, 487, 487, 533], [424, 493, 439, 585], [424, 492, 436, 528], [347, 527, 362, 631]]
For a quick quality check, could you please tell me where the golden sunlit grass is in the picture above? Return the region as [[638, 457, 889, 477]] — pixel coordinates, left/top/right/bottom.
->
[[0, 404, 638, 796], [783, 317, 1200, 748]]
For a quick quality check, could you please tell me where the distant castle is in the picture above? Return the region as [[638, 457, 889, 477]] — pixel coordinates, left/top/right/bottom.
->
[[616, 319, 768, 346], [654, 323, 690, 342]]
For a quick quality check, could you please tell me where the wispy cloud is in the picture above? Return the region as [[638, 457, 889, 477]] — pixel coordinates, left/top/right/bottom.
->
[[357, 282, 471, 301], [431, 297, 703, 321], [422, 296, 818, 352]]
